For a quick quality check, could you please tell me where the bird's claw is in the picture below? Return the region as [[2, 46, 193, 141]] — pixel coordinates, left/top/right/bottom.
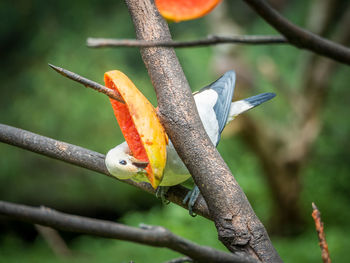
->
[[156, 186, 170, 204], [183, 186, 200, 217], [157, 185, 200, 216]]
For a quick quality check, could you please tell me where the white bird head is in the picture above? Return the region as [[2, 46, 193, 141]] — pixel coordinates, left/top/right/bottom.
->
[[105, 142, 149, 180]]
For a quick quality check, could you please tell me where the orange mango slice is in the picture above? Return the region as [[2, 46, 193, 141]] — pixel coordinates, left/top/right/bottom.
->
[[104, 71, 167, 188], [155, 0, 221, 22]]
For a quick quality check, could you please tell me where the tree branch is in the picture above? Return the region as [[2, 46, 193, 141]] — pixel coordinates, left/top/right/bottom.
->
[[86, 35, 287, 48], [243, 0, 350, 65], [0, 123, 210, 219], [0, 200, 255, 263], [125, 0, 281, 262]]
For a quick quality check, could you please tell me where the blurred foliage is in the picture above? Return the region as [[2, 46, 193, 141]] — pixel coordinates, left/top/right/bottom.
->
[[1, 0, 350, 262]]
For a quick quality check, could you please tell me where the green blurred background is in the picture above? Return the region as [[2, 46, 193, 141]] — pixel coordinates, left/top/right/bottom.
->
[[1, 0, 349, 262]]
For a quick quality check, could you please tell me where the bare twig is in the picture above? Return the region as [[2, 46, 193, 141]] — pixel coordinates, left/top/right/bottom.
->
[[35, 225, 73, 258], [243, 0, 350, 65], [312, 203, 331, 263], [125, 0, 281, 262], [0, 200, 255, 263], [87, 35, 287, 48], [0, 123, 210, 219], [48, 64, 125, 103]]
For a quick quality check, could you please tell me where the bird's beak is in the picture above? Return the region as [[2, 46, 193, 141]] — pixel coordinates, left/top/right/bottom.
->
[[130, 156, 149, 169]]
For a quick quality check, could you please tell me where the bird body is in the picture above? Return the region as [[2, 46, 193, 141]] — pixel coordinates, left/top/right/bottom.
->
[[105, 71, 275, 187]]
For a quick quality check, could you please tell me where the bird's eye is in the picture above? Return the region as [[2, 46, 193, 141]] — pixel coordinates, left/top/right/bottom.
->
[[119, 160, 127, 165]]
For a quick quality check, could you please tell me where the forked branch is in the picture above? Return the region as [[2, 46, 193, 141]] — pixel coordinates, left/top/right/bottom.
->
[[0, 200, 254, 263]]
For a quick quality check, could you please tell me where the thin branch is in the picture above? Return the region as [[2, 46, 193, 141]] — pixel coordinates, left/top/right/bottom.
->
[[243, 0, 350, 65], [87, 35, 287, 48], [48, 64, 125, 103], [0, 200, 255, 263], [0, 123, 210, 219], [125, 0, 281, 262], [312, 203, 331, 263]]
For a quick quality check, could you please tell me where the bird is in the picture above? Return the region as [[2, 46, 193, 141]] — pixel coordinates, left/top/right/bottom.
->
[[105, 70, 275, 215]]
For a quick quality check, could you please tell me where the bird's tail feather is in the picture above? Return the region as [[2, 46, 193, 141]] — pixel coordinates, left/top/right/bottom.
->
[[226, 92, 275, 124], [244, 92, 276, 107]]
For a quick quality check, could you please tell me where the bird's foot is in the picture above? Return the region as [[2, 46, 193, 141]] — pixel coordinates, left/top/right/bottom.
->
[[183, 186, 200, 217], [155, 186, 170, 204]]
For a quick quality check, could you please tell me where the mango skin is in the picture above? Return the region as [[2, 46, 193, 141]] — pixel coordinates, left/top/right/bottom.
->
[[155, 0, 221, 22], [104, 70, 167, 188]]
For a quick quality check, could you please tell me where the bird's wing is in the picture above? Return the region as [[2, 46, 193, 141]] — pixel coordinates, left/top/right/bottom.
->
[[194, 71, 236, 146]]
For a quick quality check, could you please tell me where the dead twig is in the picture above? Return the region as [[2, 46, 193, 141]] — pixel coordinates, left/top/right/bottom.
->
[[87, 35, 287, 48], [48, 64, 125, 103], [312, 203, 331, 263]]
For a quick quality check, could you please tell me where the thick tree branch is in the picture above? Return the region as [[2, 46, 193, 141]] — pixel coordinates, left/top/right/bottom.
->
[[0, 200, 255, 263], [86, 35, 287, 48], [243, 0, 350, 65], [125, 0, 281, 262], [0, 123, 210, 219]]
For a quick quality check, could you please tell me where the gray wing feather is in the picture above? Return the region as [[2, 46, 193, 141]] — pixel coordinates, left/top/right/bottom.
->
[[197, 71, 236, 145]]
